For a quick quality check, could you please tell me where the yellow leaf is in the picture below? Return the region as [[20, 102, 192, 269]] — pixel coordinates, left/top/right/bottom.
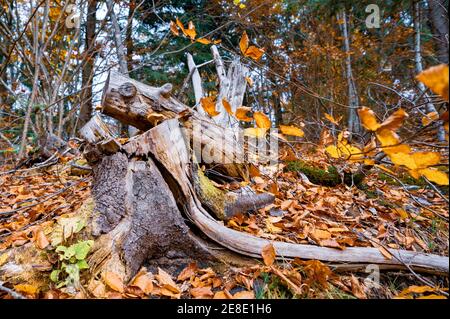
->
[[261, 243, 276, 266], [245, 76, 253, 87], [412, 152, 441, 168], [185, 21, 197, 40], [422, 111, 439, 126], [14, 284, 39, 296], [324, 113, 342, 125], [200, 97, 220, 117], [398, 285, 436, 296], [417, 168, 449, 185], [169, 21, 179, 36], [376, 129, 411, 156], [0, 252, 9, 266], [222, 98, 233, 115], [254, 111, 271, 129], [239, 31, 249, 55], [325, 145, 340, 158], [392, 208, 408, 220], [417, 294, 447, 299], [389, 153, 416, 169], [416, 64, 449, 101], [244, 128, 267, 138], [279, 125, 304, 137], [235, 106, 253, 122], [358, 107, 381, 131], [103, 271, 124, 293]]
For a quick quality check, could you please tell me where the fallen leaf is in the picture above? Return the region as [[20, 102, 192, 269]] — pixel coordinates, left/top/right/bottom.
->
[[350, 275, 367, 299], [190, 287, 214, 299], [156, 268, 180, 294], [34, 229, 49, 249], [233, 290, 255, 299], [261, 243, 276, 266], [177, 262, 198, 281], [103, 271, 124, 293]]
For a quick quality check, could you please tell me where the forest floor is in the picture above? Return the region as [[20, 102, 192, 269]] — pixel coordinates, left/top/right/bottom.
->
[[0, 140, 448, 299]]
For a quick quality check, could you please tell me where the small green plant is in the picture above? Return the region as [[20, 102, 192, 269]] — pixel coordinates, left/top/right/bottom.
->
[[50, 240, 94, 288]]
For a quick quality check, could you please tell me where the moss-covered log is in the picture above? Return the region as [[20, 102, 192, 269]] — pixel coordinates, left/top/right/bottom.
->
[[285, 161, 365, 187]]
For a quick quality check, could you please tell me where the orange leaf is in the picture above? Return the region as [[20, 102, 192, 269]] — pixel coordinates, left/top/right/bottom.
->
[[233, 290, 255, 299], [156, 268, 180, 294], [131, 271, 153, 295], [185, 21, 197, 40], [169, 21, 179, 36], [254, 111, 271, 129], [279, 125, 304, 137], [196, 38, 211, 45], [190, 287, 214, 299], [222, 98, 233, 115], [422, 111, 439, 126], [176, 18, 187, 37], [261, 243, 276, 266], [358, 107, 380, 131], [324, 113, 342, 125], [245, 46, 265, 61], [35, 229, 49, 249], [379, 108, 408, 131], [239, 31, 249, 55], [235, 106, 253, 121], [103, 271, 124, 293], [416, 64, 449, 101], [177, 262, 197, 281], [200, 97, 220, 117]]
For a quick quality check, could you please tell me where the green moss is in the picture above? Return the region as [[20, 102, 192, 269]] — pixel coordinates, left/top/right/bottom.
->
[[285, 161, 364, 187], [378, 173, 426, 187]]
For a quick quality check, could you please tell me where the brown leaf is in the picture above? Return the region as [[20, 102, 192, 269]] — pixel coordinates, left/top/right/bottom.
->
[[131, 272, 153, 295], [177, 262, 198, 281], [190, 286, 214, 299], [213, 290, 232, 299], [103, 271, 124, 293], [233, 290, 255, 299], [350, 275, 367, 299], [261, 243, 276, 266], [34, 229, 49, 249], [156, 268, 180, 294]]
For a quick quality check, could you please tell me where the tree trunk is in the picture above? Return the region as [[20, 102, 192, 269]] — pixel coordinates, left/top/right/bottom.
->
[[78, 0, 97, 129], [339, 9, 361, 138], [427, 0, 449, 64], [414, 0, 446, 142]]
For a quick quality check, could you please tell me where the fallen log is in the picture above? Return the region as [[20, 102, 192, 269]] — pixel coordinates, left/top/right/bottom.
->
[[90, 69, 450, 276]]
